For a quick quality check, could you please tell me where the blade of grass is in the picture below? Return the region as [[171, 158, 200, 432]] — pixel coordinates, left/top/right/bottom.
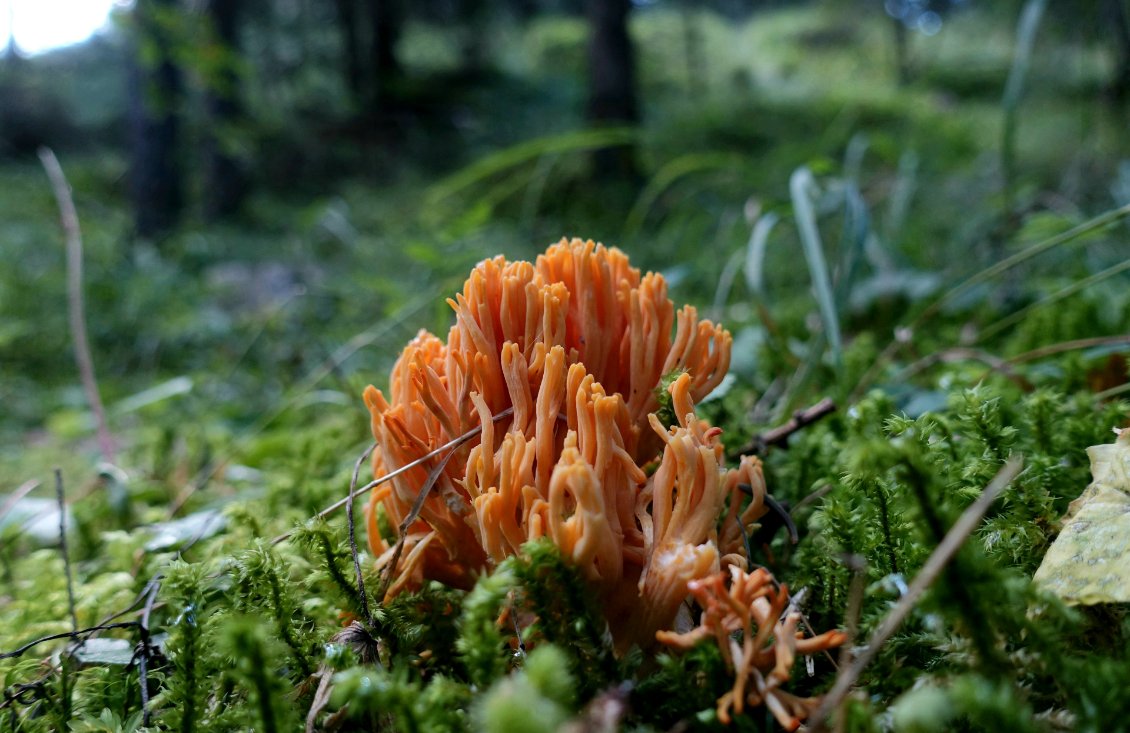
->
[[976, 257, 1130, 343], [1001, 0, 1049, 211], [744, 211, 780, 297], [455, 165, 545, 230], [834, 182, 870, 313], [923, 204, 1130, 325], [711, 217, 746, 321], [791, 166, 842, 370], [842, 133, 869, 184], [1005, 334, 1130, 365], [851, 202, 1130, 401], [711, 250, 744, 324], [736, 210, 797, 379], [168, 294, 433, 517], [520, 153, 560, 237], [622, 152, 739, 240], [884, 149, 918, 246], [425, 127, 637, 210]]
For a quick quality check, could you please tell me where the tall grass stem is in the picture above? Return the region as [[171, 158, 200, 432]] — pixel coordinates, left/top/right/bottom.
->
[[851, 202, 1130, 401], [977, 257, 1130, 342], [39, 148, 115, 464], [790, 167, 842, 369], [1001, 0, 1048, 210]]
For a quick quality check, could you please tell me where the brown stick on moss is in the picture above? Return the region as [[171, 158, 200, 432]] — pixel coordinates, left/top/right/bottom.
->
[[806, 455, 1024, 733], [734, 397, 836, 458]]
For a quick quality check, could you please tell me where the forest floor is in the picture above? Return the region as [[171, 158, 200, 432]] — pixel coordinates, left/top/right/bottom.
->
[[1, 4, 1129, 732]]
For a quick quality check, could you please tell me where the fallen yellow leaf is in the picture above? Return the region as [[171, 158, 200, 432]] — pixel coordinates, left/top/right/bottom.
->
[[1033, 429, 1130, 605]]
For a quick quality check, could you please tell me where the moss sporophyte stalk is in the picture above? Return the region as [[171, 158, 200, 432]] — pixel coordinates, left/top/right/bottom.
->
[[361, 237, 846, 729]]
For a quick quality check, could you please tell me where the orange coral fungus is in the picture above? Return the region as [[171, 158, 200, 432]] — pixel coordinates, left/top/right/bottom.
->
[[657, 567, 849, 730], [364, 238, 761, 648]]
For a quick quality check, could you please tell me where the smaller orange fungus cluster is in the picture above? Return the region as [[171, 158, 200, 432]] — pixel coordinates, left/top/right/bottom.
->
[[657, 567, 849, 730], [362, 239, 845, 706]]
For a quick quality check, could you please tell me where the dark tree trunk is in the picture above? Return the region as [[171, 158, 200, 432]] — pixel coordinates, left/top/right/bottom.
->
[[203, 0, 248, 220], [127, 0, 184, 238], [334, 0, 365, 101], [1105, 0, 1130, 99], [365, 0, 401, 108], [891, 17, 911, 86], [586, 0, 638, 178], [682, 5, 705, 97], [510, 0, 538, 22], [458, 0, 490, 73]]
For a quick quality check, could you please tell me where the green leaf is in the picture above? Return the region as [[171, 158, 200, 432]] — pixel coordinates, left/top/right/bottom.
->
[[144, 509, 226, 552], [72, 638, 136, 667]]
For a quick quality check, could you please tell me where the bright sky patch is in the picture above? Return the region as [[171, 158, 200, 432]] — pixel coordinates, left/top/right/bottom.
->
[[1, 0, 126, 56]]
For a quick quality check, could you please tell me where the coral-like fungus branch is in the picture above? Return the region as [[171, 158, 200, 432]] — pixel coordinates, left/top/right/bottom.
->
[[362, 238, 741, 648], [658, 566, 847, 730]]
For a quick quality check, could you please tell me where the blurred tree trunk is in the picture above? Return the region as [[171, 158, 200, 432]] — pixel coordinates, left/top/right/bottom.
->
[[334, 0, 365, 100], [364, 0, 402, 108], [203, 0, 248, 220], [458, 0, 491, 73], [682, 4, 705, 97], [510, 0, 538, 22], [891, 17, 911, 86], [587, 0, 639, 178], [1105, 0, 1130, 99], [127, 0, 185, 238]]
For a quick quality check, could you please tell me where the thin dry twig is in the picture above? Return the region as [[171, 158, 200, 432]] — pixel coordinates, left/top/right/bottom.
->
[[3, 676, 52, 710], [271, 408, 515, 546], [97, 579, 161, 628], [1095, 381, 1130, 401], [39, 147, 114, 464], [55, 470, 79, 634], [3, 478, 223, 722], [896, 348, 1029, 389], [0, 623, 138, 662], [833, 555, 867, 733], [734, 398, 836, 458], [1004, 334, 1130, 365], [347, 443, 378, 624], [792, 484, 833, 515], [137, 582, 160, 726], [0, 480, 41, 524], [305, 665, 336, 733], [805, 455, 1024, 732], [374, 433, 472, 603]]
